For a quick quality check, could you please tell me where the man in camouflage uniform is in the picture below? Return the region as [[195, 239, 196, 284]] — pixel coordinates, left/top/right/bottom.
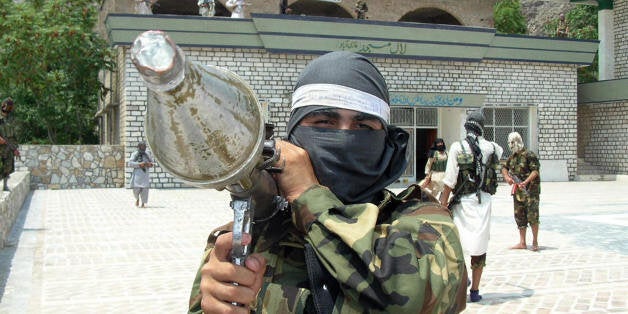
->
[[555, 13, 569, 38], [0, 97, 19, 192], [188, 51, 467, 313], [354, 0, 368, 19], [501, 131, 541, 252]]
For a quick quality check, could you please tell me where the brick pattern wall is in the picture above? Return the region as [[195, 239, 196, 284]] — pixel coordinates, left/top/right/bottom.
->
[[122, 47, 579, 186], [574, 0, 628, 176], [578, 101, 628, 175], [616, 0, 628, 78], [380, 59, 578, 178]]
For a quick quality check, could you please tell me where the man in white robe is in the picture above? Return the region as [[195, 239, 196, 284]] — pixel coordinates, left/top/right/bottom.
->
[[128, 141, 154, 207], [440, 108, 503, 303]]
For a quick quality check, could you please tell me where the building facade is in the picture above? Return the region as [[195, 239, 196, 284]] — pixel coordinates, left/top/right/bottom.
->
[[98, 1, 601, 188], [577, 0, 628, 176]]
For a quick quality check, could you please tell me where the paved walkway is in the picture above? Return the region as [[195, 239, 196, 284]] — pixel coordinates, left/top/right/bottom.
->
[[0, 181, 626, 313]]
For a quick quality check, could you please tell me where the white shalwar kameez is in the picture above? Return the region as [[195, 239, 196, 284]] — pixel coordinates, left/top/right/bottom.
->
[[129, 151, 153, 205], [443, 137, 503, 256]]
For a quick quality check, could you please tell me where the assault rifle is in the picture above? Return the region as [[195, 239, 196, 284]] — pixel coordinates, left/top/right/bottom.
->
[[508, 171, 529, 196]]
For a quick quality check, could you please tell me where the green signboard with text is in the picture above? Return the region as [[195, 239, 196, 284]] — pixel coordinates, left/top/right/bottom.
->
[[390, 92, 486, 107]]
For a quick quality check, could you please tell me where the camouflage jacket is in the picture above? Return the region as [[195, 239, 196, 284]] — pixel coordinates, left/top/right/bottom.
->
[[0, 115, 17, 159], [189, 184, 467, 314], [503, 149, 541, 195]]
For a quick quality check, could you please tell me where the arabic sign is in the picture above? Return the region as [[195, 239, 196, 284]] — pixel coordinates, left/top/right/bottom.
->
[[338, 39, 407, 55], [390, 92, 486, 107]]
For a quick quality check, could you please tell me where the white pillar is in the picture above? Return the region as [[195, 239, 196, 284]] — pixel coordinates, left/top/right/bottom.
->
[[598, 9, 615, 80]]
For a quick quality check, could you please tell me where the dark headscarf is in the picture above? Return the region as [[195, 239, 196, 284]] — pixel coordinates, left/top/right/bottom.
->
[[287, 51, 408, 204], [464, 107, 484, 136], [287, 51, 390, 135], [463, 108, 485, 190], [428, 138, 446, 157], [132, 141, 150, 163]]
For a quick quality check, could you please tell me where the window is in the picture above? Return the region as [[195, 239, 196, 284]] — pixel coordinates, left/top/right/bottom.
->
[[390, 107, 438, 179], [483, 107, 530, 158]]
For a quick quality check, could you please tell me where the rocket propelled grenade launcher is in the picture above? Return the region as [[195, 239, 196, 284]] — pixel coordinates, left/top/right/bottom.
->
[[131, 30, 286, 266]]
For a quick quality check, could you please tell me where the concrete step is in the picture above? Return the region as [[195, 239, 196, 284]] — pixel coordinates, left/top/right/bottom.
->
[[574, 174, 617, 181]]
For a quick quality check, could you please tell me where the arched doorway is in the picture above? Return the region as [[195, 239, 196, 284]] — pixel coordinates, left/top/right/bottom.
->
[[152, 0, 230, 17], [286, 0, 352, 18], [399, 8, 462, 25]]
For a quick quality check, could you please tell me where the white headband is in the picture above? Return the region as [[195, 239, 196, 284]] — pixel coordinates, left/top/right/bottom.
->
[[291, 83, 390, 123]]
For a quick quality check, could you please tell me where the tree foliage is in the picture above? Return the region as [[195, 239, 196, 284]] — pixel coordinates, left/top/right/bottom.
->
[[545, 5, 598, 83], [0, 0, 115, 144], [493, 0, 527, 35]]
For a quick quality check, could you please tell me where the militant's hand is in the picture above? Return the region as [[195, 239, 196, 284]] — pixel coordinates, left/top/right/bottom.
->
[[272, 140, 319, 203], [200, 232, 266, 314]]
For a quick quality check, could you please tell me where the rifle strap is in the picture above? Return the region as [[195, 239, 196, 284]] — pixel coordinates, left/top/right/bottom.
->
[[304, 242, 338, 314]]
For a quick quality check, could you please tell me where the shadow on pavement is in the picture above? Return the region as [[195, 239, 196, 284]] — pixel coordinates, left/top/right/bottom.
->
[[478, 285, 534, 305], [0, 192, 33, 302]]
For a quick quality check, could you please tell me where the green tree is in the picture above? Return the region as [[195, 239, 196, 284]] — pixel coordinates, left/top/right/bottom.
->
[[494, 0, 527, 35], [0, 0, 115, 144], [545, 5, 598, 82]]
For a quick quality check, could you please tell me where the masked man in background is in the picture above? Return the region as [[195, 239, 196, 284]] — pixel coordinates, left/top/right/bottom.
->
[[501, 131, 541, 252], [128, 141, 154, 208], [198, 0, 215, 17], [420, 138, 448, 199], [439, 108, 503, 303], [0, 97, 20, 192], [189, 51, 467, 314]]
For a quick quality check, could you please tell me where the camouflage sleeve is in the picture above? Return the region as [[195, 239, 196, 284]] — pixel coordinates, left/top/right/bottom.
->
[[188, 223, 233, 314], [291, 185, 467, 313], [188, 248, 212, 314], [502, 155, 513, 171], [527, 151, 540, 172]]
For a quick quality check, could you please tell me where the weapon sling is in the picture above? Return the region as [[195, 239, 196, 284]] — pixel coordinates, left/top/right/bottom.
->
[[305, 243, 339, 314]]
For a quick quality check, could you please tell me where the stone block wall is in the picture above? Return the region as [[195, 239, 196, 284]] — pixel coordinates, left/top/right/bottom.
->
[[616, 0, 627, 78], [578, 101, 628, 174], [123, 47, 579, 186], [15, 145, 125, 190], [0, 171, 30, 248]]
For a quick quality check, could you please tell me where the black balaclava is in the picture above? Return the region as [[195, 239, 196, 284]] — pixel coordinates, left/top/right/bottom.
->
[[428, 138, 446, 157], [287, 51, 408, 204], [463, 108, 485, 189]]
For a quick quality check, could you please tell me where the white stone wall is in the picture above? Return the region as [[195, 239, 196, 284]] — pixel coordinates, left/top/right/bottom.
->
[[122, 47, 579, 186], [578, 101, 628, 175], [0, 171, 30, 248], [616, 0, 628, 78]]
